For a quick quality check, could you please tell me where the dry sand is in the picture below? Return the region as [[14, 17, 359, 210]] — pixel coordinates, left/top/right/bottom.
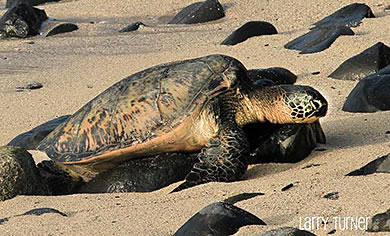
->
[[0, 0, 389, 235]]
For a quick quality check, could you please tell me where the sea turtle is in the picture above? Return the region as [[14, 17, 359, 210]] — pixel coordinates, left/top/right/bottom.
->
[[37, 54, 328, 192]]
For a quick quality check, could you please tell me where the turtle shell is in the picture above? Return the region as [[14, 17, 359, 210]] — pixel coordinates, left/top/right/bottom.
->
[[38, 54, 247, 168]]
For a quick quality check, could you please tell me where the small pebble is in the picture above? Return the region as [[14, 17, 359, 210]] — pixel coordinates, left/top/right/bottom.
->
[[281, 183, 294, 191], [16, 82, 43, 90], [302, 163, 321, 169], [323, 192, 339, 200]]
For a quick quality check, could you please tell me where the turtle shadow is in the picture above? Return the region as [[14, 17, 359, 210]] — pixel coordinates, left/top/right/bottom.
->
[[243, 163, 298, 180], [243, 150, 323, 180]]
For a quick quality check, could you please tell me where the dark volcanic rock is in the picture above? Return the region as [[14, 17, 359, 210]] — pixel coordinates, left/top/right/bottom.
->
[[367, 209, 390, 232], [342, 73, 390, 112], [18, 207, 67, 216], [119, 21, 145, 33], [0, 207, 66, 225], [285, 3, 374, 54], [0, 146, 49, 201], [42, 21, 79, 37], [346, 154, 390, 175], [0, 3, 48, 38], [284, 26, 354, 54], [223, 192, 264, 205], [329, 42, 390, 81], [248, 67, 297, 85], [221, 21, 277, 46], [378, 64, 390, 75], [168, 0, 224, 24], [8, 115, 70, 150], [173, 202, 265, 236], [323, 191, 339, 200], [245, 121, 326, 164], [16, 81, 43, 90], [6, 0, 60, 8], [313, 3, 374, 28], [281, 183, 294, 191], [259, 227, 316, 236]]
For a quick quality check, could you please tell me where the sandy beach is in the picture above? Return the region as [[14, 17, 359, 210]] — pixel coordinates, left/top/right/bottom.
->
[[0, 0, 389, 235]]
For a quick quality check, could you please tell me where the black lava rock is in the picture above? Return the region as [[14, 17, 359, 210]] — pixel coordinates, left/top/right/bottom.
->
[[0, 207, 66, 224], [8, 115, 70, 150], [323, 191, 339, 200], [378, 64, 390, 75], [0, 146, 49, 201], [248, 67, 297, 85], [342, 73, 390, 112], [221, 21, 277, 46], [0, 2, 48, 38], [18, 207, 67, 216], [313, 3, 374, 28], [329, 42, 390, 81], [119, 22, 145, 33], [43, 21, 79, 37], [223, 192, 264, 205], [168, 0, 224, 24], [16, 82, 43, 90], [346, 154, 390, 175], [174, 202, 265, 236], [284, 26, 354, 54], [367, 209, 390, 232], [285, 3, 374, 54]]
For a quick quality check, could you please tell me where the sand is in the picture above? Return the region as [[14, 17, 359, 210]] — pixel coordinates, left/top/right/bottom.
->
[[0, 0, 389, 235]]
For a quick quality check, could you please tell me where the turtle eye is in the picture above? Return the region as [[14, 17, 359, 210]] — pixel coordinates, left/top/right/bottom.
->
[[310, 100, 321, 110], [310, 99, 327, 117]]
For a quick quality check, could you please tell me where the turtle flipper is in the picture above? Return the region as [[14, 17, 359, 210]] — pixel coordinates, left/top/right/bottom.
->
[[172, 127, 249, 192], [37, 160, 84, 195]]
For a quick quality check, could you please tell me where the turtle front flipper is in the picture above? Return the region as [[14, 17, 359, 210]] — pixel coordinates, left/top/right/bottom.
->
[[172, 126, 249, 192], [37, 160, 84, 195]]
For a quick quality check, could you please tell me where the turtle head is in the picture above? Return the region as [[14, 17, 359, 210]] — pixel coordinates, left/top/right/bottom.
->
[[246, 84, 328, 124], [279, 85, 328, 123]]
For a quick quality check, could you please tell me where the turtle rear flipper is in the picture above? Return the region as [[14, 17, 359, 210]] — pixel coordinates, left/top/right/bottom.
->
[[37, 160, 84, 195], [172, 124, 248, 192]]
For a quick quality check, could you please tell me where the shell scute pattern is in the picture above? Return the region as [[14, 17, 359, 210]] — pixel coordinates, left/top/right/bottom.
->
[[39, 54, 242, 163]]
